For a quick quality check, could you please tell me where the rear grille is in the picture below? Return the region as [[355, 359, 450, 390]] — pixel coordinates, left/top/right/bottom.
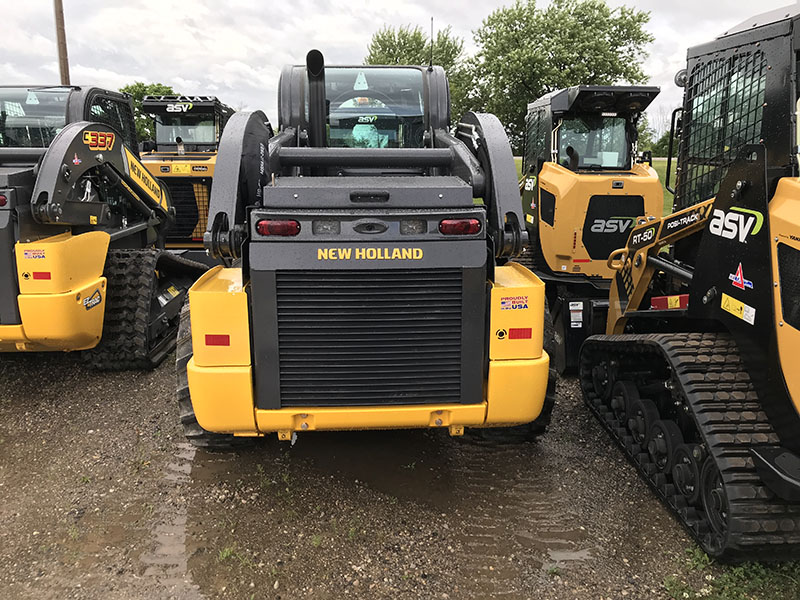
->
[[163, 178, 210, 243], [275, 269, 463, 406]]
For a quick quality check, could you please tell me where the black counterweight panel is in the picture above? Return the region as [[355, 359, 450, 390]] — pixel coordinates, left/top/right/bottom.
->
[[271, 269, 481, 407]]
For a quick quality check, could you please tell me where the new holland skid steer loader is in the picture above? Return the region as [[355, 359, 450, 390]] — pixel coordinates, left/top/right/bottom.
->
[[579, 7, 800, 560], [177, 51, 555, 447], [0, 86, 205, 368], [140, 95, 234, 256], [520, 85, 662, 372]]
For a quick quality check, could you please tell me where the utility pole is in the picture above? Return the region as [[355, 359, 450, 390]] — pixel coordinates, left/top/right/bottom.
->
[[53, 0, 71, 85]]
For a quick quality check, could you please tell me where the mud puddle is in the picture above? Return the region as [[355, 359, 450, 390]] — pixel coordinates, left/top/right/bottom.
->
[[177, 429, 594, 599]]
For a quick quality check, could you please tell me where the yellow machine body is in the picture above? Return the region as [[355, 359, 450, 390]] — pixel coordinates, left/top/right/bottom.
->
[[769, 178, 800, 415], [141, 152, 216, 247], [533, 161, 663, 278], [0, 231, 109, 352], [185, 263, 550, 437]]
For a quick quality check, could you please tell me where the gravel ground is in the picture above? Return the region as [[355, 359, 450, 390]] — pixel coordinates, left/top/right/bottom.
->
[[0, 352, 701, 599]]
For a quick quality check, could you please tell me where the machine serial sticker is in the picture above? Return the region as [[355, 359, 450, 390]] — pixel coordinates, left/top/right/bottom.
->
[[23, 249, 45, 259], [728, 263, 753, 290], [83, 289, 102, 310], [569, 301, 583, 328], [721, 293, 755, 325], [317, 248, 423, 260], [500, 295, 529, 310]]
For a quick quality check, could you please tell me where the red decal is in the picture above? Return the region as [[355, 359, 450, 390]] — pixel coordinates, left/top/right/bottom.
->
[[508, 328, 532, 340], [32, 272, 51, 280], [205, 334, 230, 346]]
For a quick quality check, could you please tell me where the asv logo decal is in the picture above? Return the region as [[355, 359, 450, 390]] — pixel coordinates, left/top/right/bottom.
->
[[523, 176, 537, 191], [357, 115, 377, 123], [166, 102, 193, 112], [708, 207, 763, 242], [591, 217, 635, 234]]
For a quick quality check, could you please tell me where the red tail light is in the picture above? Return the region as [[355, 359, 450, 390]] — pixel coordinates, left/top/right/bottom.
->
[[32, 272, 51, 280], [0, 194, 7, 207], [439, 218, 481, 235], [256, 219, 301, 236], [205, 334, 230, 346]]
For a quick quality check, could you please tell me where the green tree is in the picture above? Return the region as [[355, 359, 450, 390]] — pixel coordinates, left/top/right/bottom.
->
[[636, 113, 655, 152], [651, 130, 677, 157], [470, 0, 654, 151], [364, 25, 471, 120], [119, 82, 177, 141]]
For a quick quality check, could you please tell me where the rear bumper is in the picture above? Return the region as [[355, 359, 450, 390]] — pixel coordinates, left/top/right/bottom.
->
[[0, 277, 107, 352], [186, 352, 550, 435], [0, 232, 109, 352]]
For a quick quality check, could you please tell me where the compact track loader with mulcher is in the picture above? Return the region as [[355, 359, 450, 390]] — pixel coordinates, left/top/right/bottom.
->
[[520, 85, 662, 372], [0, 86, 205, 368], [579, 8, 800, 560], [177, 51, 556, 447]]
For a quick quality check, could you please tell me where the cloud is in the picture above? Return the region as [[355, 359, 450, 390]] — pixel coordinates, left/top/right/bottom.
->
[[5, 0, 796, 134]]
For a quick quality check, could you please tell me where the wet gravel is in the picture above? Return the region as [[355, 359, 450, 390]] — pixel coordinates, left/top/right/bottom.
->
[[0, 353, 697, 599]]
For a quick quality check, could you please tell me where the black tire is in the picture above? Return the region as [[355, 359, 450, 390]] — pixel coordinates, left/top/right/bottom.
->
[[466, 298, 559, 443], [83, 249, 161, 370], [176, 300, 253, 449]]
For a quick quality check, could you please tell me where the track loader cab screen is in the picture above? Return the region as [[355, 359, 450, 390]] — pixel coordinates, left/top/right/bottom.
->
[[323, 68, 425, 149], [558, 115, 629, 170], [155, 114, 217, 145], [0, 87, 70, 148]]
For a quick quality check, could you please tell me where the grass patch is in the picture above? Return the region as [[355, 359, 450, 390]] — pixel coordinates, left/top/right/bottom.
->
[[664, 546, 800, 600], [651, 157, 675, 215]]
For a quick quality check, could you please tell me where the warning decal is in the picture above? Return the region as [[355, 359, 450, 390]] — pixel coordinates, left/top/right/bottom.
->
[[721, 293, 756, 326]]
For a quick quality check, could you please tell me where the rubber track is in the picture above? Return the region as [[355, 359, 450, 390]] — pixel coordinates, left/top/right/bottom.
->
[[580, 332, 800, 561], [175, 301, 253, 449], [83, 249, 160, 370]]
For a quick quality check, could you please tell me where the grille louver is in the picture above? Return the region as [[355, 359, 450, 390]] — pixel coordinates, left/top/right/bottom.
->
[[275, 269, 463, 406]]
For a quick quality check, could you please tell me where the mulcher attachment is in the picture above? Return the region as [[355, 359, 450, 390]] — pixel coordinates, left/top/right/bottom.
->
[[580, 333, 800, 560]]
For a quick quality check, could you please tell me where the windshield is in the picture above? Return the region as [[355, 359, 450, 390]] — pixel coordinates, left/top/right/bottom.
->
[[323, 67, 425, 149], [0, 87, 70, 148], [155, 114, 216, 144], [558, 115, 629, 170]]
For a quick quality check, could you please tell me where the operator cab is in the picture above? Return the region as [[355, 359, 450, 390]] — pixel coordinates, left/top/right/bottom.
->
[[0, 86, 137, 156], [521, 85, 661, 280], [277, 63, 449, 176], [142, 96, 233, 153]]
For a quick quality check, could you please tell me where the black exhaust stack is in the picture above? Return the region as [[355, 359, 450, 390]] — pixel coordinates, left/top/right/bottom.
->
[[307, 49, 327, 148]]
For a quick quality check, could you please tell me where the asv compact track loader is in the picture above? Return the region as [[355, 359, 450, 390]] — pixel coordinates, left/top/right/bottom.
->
[[140, 95, 235, 255], [520, 85, 662, 372], [177, 51, 555, 447], [579, 8, 800, 560], [0, 86, 204, 368]]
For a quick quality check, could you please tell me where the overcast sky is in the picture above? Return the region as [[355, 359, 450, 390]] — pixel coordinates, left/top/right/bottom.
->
[[4, 0, 797, 135]]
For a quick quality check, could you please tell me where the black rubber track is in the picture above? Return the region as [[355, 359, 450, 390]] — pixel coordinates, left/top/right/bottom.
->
[[175, 300, 254, 450], [83, 249, 160, 370], [580, 332, 800, 561]]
